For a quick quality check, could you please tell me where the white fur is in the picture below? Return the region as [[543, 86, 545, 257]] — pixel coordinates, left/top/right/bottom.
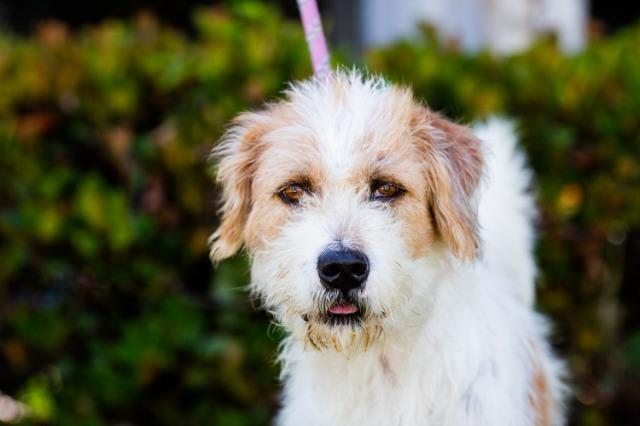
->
[[216, 73, 566, 426], [475, 119, 538, 307]]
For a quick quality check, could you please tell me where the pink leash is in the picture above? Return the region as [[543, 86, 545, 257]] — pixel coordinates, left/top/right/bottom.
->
[[296, 0, 331, 79]]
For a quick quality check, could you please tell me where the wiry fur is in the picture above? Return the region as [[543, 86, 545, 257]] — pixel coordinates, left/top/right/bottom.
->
[[210, 71, 566, 426]]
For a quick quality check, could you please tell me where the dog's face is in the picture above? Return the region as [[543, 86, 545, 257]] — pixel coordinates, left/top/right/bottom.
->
[[210, 73, 483, 353]]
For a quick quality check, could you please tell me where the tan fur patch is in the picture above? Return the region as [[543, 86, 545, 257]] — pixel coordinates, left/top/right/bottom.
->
[[410, 107, 484, 260], [530, 363, 552, 426], [209, 112, 270, 261], [397, 196, 435, 259], [210, 102, 320, 258], [347, 88, 436, 260], [244, 134, 324, 251]]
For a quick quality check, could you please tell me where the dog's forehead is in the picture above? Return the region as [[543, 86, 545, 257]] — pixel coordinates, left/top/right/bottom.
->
[[260, 76, 419, 182]]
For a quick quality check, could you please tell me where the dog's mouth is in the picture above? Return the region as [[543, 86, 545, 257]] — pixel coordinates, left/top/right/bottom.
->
[[324, 302, 363, 326], [304, 291, 367, 327], [328, 304, 358, 315]]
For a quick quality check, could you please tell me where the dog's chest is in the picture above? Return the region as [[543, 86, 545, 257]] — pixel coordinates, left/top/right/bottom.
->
[[280, 350, 456, 426]]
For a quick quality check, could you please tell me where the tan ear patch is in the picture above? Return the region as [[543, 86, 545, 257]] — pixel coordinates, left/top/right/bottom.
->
[[209, 112, 270, 261], [411, 107, 484, 260]]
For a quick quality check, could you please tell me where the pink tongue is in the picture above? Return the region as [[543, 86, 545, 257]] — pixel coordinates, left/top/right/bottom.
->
[[329, 304, 358, 315]]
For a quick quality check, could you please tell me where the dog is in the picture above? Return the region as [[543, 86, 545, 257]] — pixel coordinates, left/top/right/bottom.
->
[[210, 70, 566, 425]]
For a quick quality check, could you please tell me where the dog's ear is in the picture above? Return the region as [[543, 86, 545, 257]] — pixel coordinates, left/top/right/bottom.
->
[[209, 111, 269, 262], [412, 107, 484, 260]]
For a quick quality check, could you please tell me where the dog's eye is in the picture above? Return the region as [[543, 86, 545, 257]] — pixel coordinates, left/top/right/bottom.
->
[[279, 183, 306, 205], [372, 181, 404, 201]]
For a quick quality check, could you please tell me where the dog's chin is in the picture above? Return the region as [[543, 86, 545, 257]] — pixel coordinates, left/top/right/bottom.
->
[[301, 302, 386, 354]]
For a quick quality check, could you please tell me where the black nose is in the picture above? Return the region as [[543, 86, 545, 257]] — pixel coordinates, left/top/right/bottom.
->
[[317, 248, 369, 293]]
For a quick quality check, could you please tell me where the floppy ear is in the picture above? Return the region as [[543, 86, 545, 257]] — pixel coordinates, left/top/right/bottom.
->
[[209, 111, 269, 262], [412, 107, 484, 260]]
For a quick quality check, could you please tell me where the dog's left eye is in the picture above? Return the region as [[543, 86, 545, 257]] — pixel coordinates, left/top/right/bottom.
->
[[278, 183, 306, 205], [372, 181, 404, 201]]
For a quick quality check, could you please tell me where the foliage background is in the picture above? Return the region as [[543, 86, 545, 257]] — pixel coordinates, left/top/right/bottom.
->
[[1, 2, 639, 425]]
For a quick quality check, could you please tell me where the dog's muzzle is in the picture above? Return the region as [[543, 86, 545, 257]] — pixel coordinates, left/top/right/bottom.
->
[[315, 246, 369, 325]]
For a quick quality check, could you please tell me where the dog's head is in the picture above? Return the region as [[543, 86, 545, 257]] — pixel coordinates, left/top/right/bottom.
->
[[210, 72, 483, 353]]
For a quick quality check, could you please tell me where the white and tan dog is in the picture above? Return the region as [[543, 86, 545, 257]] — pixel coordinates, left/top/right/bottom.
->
[[210, 71, 565, 426]]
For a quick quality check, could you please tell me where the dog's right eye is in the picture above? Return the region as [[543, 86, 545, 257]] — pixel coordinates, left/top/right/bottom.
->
[[278, 183, 305, 205], [371, 180, 405, 202]]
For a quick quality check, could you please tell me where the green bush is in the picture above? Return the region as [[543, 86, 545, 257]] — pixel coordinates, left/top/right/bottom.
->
[[0, 4, 308, 425], [0, 3, 639, 424]]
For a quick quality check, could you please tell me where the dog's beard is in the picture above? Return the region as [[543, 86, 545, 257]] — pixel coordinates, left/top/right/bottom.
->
[[304, 317, 386, 354], [301, 290, 387, 354]]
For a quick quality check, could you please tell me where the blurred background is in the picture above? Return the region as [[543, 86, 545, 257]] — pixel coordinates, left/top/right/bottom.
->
[[0, 0, 639, 424]]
